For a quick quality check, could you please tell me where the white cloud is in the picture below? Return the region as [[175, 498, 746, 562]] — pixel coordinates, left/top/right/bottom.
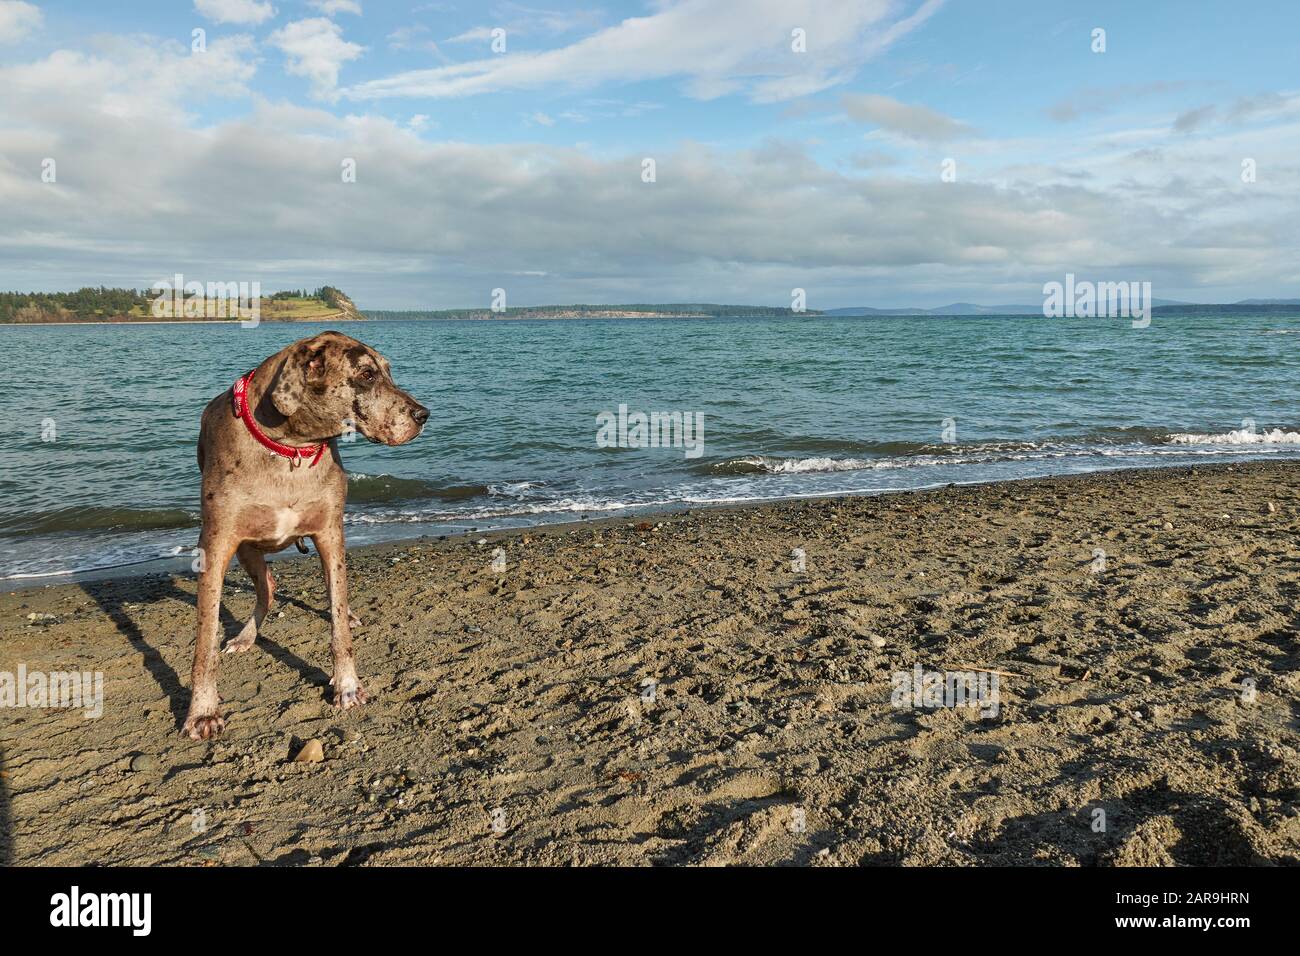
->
[[308, 0, 362, 15], [846, 149, 899, 170], [842, 93, 974, 141], [269, 17, 363, 100], [445, 26, 494, 44], [1047, 82, 1186, 123], [0, 34, 257, 123], [446, 5, 605, 43], [194, 0, 276, 26], [0, 0, 42, 44], [4, 26, 1300, 307], [1172, 92, 1300, 133], [6, 59, 1300, 308], [387, 25, 423, 48], [349, 0, 945, 103], [387, 24, 447, 59], [530, 111, 555, 126]]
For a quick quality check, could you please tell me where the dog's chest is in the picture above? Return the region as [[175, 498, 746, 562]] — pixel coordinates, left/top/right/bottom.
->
[[232, 492, 333, 548], [269, 507, 301, 540]]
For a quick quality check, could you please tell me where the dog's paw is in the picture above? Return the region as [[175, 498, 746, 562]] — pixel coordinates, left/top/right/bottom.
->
[[331, 677, 369, 710], [182, 711, 226, 740], [223, 620, 258, 654], [347, 609, 362, 629]]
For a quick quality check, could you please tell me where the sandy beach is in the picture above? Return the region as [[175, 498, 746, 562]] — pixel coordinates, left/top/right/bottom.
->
[[2, 460, 1298, 866]]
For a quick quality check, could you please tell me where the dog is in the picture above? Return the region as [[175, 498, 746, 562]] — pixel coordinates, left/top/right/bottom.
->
[[183, 331, 428, 739]]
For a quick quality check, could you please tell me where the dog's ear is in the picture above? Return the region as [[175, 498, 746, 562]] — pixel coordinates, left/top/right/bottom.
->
[[270, 340, 328, 417]]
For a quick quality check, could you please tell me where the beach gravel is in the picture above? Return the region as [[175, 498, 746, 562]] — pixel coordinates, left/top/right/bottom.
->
[[1, 460, 1298, 866]]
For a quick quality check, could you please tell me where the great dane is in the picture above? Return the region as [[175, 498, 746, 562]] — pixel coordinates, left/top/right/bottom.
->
[[184, 331, 427, 739]]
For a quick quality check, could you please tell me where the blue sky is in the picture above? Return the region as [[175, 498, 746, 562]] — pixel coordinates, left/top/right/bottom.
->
[[2, 0, 1298, 307]]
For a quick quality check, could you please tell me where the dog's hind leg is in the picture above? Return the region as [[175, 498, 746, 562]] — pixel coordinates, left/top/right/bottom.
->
[[225, 544, 275, 654]]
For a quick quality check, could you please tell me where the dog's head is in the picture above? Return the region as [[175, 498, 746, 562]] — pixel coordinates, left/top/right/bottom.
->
[[269, 331, 428, 445]]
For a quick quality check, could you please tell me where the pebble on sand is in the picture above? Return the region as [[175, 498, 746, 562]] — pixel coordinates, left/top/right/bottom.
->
[[293, 739, 325, 763]]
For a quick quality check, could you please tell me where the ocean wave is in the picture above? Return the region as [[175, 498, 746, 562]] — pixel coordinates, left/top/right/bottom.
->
[[487, 480, 544, 497], [1165, 428, 1300, 445], [710, 455, 877, 475], [0, 551, 191, 581], [0, 540, 201, 581], [707, 436, 1300, 476], [0, 506, 198, 537], [348, 473, 549, 504], [347, 473, 489, 503], [344, 495, 671, 525]]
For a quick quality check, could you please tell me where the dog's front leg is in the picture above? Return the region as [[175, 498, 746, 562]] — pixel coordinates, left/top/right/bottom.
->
[[313, 523, 368, 709], [183, 531, 239, 739]]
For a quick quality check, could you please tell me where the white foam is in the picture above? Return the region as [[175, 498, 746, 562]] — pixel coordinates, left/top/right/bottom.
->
[[736, 455, 877, 474], [488, 481, 540, 496], [1165, 428, 1300, 445], [344, 495, 677, 524]]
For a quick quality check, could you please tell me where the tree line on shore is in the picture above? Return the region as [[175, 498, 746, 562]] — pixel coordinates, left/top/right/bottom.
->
[[0, 286, 342, 322]]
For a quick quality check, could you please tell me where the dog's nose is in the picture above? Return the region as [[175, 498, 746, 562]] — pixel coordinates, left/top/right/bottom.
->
[[411, 404, 430, 425]]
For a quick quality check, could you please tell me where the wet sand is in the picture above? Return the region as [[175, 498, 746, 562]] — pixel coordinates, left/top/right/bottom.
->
[[2, 460, 1298, 866]]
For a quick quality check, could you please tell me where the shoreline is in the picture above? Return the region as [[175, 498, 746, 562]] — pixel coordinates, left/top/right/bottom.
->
[[0, 317, 371, 327], [1, 458, 1288, 593], [0, 316, 728, 327], [2, 458, 1298, 864], [3, 457, 1295, 593]]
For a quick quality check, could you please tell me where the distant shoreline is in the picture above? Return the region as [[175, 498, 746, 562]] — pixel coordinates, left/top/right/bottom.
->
[[0, 287, 365, 325], [0, 318, 371, 327], [6, 303, 1299, 327]]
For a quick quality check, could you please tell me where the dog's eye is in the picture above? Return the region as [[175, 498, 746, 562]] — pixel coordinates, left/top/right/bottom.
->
[[357, 368, 376, 384]]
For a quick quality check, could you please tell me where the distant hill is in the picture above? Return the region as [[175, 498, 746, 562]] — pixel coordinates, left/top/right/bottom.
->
[[827, 299, 1190, 316], [0, 286, 365, 323], [1150, 302, 1300, 315], [825, 303, 1049, 316], [822, 305, 933, 316], [257, 287, 365, 323]]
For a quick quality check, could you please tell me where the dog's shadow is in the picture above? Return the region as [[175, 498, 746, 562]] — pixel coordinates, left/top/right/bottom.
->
[[81, 572, 334, 727]]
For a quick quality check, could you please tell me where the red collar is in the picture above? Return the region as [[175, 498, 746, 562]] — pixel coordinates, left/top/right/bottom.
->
[[231, 371, 326, 468]]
